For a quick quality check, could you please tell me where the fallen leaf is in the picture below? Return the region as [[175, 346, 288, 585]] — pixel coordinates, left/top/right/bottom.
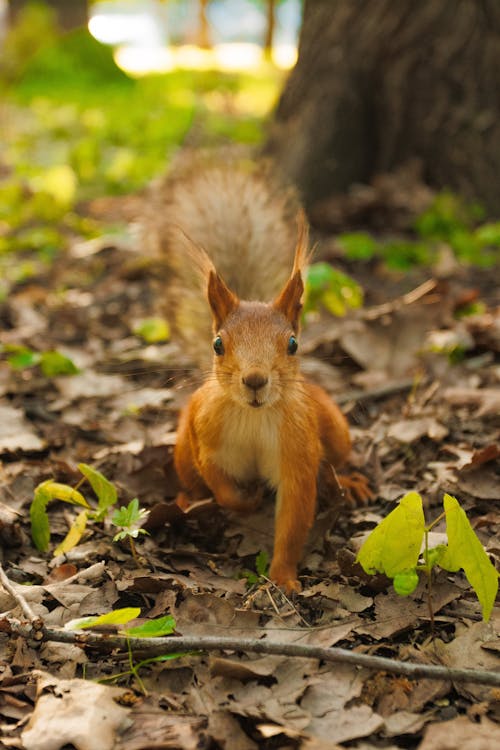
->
[[382, 710, 428, 737], [51, 371, 129, 407], [419, 715, 500, 750], [0, 405, 45, 453], [442, 387, 500, 417], [21, 672, 131, 750], [439, 619, 500, 702], [302, 665, 384, 744], [387, 417, 448, 443]]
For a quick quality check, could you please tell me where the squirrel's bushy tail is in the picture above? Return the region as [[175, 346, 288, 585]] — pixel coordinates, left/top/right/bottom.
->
[[144, 150, 301, 365]]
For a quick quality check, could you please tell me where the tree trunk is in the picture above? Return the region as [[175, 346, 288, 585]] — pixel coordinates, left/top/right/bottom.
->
[[264, 0, 276, 57], [197, 0, 211, 49], [265, 0, 500, 216], [9, 0, 88, 30]]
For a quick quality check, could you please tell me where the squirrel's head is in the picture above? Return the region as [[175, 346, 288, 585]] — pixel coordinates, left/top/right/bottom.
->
[[206, 213, 311, 409]]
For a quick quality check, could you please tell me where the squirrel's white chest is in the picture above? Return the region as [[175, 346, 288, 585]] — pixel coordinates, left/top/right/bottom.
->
[[214, 406, 281, 488]]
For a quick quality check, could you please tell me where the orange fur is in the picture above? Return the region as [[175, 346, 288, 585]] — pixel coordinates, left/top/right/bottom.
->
[[174, 213, 369, 592]]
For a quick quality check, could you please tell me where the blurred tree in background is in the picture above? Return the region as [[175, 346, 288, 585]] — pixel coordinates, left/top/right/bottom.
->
[[266, 0, 500, 217], [8, 0, 88, 29]]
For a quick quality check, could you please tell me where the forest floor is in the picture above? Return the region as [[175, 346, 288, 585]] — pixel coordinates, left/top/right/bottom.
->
[[0, 183, 499, 750]]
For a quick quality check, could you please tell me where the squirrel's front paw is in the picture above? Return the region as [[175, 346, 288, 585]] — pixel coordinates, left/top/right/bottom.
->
[[269, 561, 301, 594], [216, 484, 263, 513], [338, 472, 374, 506]]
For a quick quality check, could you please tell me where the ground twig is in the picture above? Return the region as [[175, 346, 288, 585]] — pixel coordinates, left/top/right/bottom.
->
[[4, 617, 500, 688], [0, 563, 43, 629]]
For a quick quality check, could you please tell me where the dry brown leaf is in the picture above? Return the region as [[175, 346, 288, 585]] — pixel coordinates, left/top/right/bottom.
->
[[418, 716, 500, 750], [208, 710, 257, 750], [442, 387, 500, 417], [51, 371, 130, 408], [458, 468, 500, 501], [387, 417, 448, 443], [210, 655, 285, 681], [355, 582, 463, 639], [0, 405, 45, 453], [339, 297, 445, 376], [116, 699, 209, 750], [21, 672, 131, 750], [302, 665, 384, 744], [461, 444, 500, 471], [208, 658, 318, 731], [382, 710, 429, 737], [439, 619, 500, 703]]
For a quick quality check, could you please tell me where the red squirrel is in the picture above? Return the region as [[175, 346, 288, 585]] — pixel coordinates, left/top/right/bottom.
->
[[147, 155, 370, 592]]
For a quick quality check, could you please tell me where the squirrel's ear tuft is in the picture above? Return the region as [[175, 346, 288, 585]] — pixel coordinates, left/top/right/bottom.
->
[[273, 210, 311, 330], [207, 270, 239, 330], [273, 271, 303, 331]]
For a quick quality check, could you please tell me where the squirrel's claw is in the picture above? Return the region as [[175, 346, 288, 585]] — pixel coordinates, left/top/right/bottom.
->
[[338, 472, 374, 506], [269, 562, 301, 594]]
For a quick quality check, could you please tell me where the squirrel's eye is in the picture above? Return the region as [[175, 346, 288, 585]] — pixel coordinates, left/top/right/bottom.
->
[[287, 335, 298, 355], [213, 335, 225, 356]]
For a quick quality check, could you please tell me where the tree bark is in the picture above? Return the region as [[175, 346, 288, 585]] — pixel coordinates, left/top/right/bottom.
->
[[264, 0, 276, 56], [196, 0, 211, 49], [266, 0, 500, 216], [8, 0, 88, 30]]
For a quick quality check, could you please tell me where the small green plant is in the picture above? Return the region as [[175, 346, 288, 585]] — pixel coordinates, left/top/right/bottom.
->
[[305, 262, 363, 317], [241, 550, 270, 586], [356, 492, 498, 622], [4, 344, 79, 376], [338, 191, 500, 270], [30, 464, 149, 557], [112, 498, 149, 561], [67, 607, 181, 694], [133, 317, 170, 344]]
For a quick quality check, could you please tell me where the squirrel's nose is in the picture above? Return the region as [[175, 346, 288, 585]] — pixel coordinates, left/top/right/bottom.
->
[[242, 371, 268, 391]]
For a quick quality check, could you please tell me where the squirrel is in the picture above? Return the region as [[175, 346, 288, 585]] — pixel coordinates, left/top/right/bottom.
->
[[146, 153, 371, 593]]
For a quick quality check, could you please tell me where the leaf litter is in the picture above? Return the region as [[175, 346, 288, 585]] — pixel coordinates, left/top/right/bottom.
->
[[0, 194, 499, 750]]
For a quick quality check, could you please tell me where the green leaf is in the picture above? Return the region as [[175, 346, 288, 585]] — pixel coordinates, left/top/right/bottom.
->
[[41, 480, 90, 507], [421, 543, 448, 572], [124, 615, 176, 638], [113, 527, 148, 542], [112, 498, 149, 531], [39, 350, 79, 377], [338, 232, 378, 260], [305, 263, 363, 317], [5, 345, 41, 370], [356, 491, 425, 578], [35, 164, 77, 208], [393, 568, 419, 596], [78, 463, 117, 520], [475, 221, 500, 247], [53, 510, 88, 556], [255, 550, 269, 577], [69, 607, 142, 630], [30, 483, 52, 552], [30, 480, 90, 551], [440, 494, 499, 621], [134, 652, 193, 670], [133, 317, 170, 343]]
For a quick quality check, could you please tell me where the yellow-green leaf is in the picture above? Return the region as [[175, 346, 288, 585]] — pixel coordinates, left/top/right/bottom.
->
[[35, 164, 77, 207], [440, 494, 499, 621], [30, 480, 89, 552], [356, 491, 425, 577], [133, 317, 170, 343], [41, 480, 90, 507], [53, 510, 88, 556], [393, 568, 419, 596], [124, 615, 176, 638], [78, 463, 117, 519], [30, 483, 52, 551], [68, 607, 142, 630]]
